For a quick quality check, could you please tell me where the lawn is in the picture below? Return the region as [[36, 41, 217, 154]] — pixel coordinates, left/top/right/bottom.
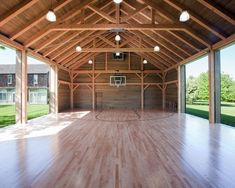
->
[[0, 104, 49, 128], [186, 101, 235, 127]]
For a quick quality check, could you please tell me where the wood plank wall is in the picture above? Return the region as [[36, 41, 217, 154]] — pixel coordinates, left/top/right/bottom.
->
[[165, 69, 178, 110], [58, 69, 71, 111], [58, 53, 177, 111]]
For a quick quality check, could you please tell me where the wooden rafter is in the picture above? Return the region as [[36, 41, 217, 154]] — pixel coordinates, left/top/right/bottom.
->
[[24, 0, 94, 47], [163, 0, 226, 39], [197, 0, 235, 26], [0, 0, 39, 27], [88, 4, 116, 23], [141, 0, 212, 47], [10, 0, 73, 40]]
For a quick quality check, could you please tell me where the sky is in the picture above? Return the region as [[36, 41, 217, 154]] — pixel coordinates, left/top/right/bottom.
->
[[0, 44, 44, 65], [186, 43, 235, 80]]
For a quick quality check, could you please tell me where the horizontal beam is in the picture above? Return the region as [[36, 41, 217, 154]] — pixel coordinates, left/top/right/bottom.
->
[[51, 24, 184, 31], [78, 48, 155, 52], [72, 70, 162, 74]]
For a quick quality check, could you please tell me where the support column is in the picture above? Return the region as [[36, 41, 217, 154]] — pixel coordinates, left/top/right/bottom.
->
[[49, 65, 58, 114], [70, 71, 74, 110], [178, 65, 186, 113], [141, 72, 144, 110], [162, 72, 167, 110], [209, 49, 221, 123], [92, 57, 95, 110], [15, 50, 27, 124]]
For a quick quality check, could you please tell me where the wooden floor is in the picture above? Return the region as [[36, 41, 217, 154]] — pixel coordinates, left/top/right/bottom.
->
[[0, 110, 235, 188]]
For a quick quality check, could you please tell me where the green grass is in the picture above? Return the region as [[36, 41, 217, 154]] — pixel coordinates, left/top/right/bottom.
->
[[0, 104, 49, 128], [186, 102, 235, 127]]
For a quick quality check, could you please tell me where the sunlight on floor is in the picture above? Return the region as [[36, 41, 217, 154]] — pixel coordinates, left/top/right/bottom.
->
[[0, 110, 91, 142]]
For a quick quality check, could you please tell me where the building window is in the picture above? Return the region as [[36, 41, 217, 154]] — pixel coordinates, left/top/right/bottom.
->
[[33, 74, 38, 85], [7, 75, 12, 85], [0, 93, 7, 101]]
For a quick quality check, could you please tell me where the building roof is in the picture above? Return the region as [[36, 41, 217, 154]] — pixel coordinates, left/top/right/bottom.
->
[[0, 64, 50, 74]]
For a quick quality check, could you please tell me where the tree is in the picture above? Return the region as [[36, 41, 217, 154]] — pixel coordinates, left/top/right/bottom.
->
[[0, 45, 6, 50], [197, 72, 209, 100], [221, 73, 234, 101], [186, 76, 198, 104]]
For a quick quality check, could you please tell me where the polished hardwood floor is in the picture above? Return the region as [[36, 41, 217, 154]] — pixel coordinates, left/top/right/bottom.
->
[[0, 109, 235, 188]]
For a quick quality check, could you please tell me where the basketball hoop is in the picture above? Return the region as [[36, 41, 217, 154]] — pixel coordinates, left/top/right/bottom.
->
[[110, 75, 126, 88]]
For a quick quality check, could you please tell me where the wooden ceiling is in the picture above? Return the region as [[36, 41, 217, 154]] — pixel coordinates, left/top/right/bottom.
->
[[0, 0, 234, 71]]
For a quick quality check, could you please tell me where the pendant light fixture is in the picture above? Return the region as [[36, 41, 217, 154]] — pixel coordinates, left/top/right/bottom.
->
[[179, 10, 190, 22], [113, 0, 123, 4], [116, 52, 121, 56], [76, 45, 82, 52], [115, 34, 121, 42], [154, 46, 160, 52], [46, 0, 56, 22], [143, 59, 148, 64], [88, 60, 93, 64]]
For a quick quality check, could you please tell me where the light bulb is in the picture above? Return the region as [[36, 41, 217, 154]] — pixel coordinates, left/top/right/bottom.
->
[[76, 46, 82, 52], [88, 60, 93, 64], [113, 0, 123, 4], [143, 59, 148, 64], [115, 34, 121, 42], [179, 10, 190, 22], [154, 46, 160, 52], [46, 9, 56, 22]]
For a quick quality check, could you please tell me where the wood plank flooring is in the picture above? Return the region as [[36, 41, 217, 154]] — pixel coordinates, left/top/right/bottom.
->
[[0, 109, 235, 188]]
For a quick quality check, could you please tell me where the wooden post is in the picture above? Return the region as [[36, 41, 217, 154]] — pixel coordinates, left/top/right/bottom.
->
[[15, 49, 27, 124], [105, 52, 108, 71], [49, 65, 58, 114], [70, 71, 74, 110], [162, 72, 166, 110], [92, 57, 95, 110], [141, 56, 144, 110], [128, 52, 131, 70], [178, 65, 186, 113], [209, 49, 221, 123]]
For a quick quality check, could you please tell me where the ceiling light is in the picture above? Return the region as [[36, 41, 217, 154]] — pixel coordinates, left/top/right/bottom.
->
[[113, 0, 123, 4], [88, 60, 93, 64], [115, 34, 121, 42], [154, 46, 160, 52], [179, 10, 190, 22], [143, 59, 148, 64], [46, 9, 56, 22], [76, 45, 82, 52], [116, 52, 121, 56]]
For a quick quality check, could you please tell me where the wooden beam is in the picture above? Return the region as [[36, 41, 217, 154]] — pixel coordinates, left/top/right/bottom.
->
[[51, 24, 184, 31], [121, 4, 147, 22], [78, 48, 154, 52], [10, 0, 72, 40], [88, 4, 116, 23], [0, 0, 39, 27], [99, 36, 116, 47], [197, 0, 235, 26]]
